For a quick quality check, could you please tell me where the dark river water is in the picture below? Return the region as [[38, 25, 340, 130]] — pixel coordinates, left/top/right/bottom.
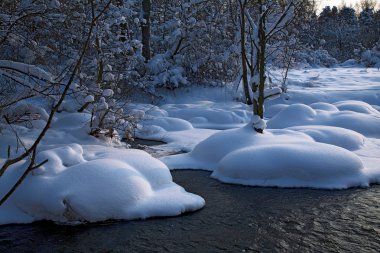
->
[[1, 170, 379, 252]]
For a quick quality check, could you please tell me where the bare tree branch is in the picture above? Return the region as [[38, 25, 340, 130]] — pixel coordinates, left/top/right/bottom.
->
[[0, 0, 112, 205]]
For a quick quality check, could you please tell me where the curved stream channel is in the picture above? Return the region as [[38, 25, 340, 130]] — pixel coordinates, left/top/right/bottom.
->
[[1, 170, 380, 252]]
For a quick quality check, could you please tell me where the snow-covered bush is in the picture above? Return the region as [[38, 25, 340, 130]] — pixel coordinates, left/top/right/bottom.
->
[[0, 1, 151, 209], [294, 49, 338, 67], [0, 60, 56, 127], [0, 1, 145, 142], [57, 82, 144, 144], [360, 41, 380, 68], [146, 54, 187, 89]]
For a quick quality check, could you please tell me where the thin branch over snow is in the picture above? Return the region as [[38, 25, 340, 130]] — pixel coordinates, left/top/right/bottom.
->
[[0, 0, 112, 206], [0, 60, 54, 83]]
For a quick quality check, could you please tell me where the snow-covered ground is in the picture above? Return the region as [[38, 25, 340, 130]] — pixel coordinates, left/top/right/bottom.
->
[[139, 68, 380, 189], [0, 112, 204, 225], [1, 67, 380, 225]]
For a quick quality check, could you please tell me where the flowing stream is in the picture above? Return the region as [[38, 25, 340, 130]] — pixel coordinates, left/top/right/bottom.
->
[[1, 170, 379, 252]]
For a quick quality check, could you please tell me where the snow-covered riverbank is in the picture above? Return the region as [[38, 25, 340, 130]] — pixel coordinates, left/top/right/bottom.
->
[[1, 67, 380, 225]]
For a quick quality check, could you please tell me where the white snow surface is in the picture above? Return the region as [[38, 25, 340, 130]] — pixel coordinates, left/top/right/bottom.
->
[[266, 103, 380, 137], [146, 68, 380, 189], [161, 122, 377, 189], [161, 101, 252, 130], [2, 67, 380, 225], [0, 112, 204, 225]]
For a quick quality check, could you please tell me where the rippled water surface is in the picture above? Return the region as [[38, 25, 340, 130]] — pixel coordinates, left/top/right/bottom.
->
[[1, 170, 379, 252]]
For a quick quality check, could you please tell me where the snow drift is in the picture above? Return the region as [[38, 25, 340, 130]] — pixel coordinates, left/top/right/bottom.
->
[[0, 112, 205, 225], [161, 124, 371, 189], [267, 102, 380, 137]]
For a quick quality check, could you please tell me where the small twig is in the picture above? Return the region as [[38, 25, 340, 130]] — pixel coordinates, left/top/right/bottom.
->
[[3, 115, 29, 153], [0, 153, 47, 206]]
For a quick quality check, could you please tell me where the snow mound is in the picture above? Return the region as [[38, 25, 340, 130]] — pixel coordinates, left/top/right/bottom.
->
[[333, 100, 380, 115], [265, 104, 289, 118], [310, 102, 339, 112], [36, 144, 86, 174], [287, 126, 365, 151], [129, 104, 168, 118], [0, 146, 204, 225], [139, 117, 193, 132], [212, 143, 365, 189], [135, 115, 217, 153], [267, 102, 380, 137], [162, 125, 313, 171], [162, 101, 251, 129], [161, 125, 368, 189], [268, 103, 317, 125]]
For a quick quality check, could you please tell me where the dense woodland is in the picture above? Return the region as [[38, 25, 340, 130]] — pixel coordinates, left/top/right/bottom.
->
[[1, 0, 379, 89]]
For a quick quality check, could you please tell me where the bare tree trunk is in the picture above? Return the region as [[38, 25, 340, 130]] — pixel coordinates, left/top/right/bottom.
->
[[142, 0, 151, 61], [95, 35, 104, 88], [239, 0, 252, 105], [257, 5, 266, 119]]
